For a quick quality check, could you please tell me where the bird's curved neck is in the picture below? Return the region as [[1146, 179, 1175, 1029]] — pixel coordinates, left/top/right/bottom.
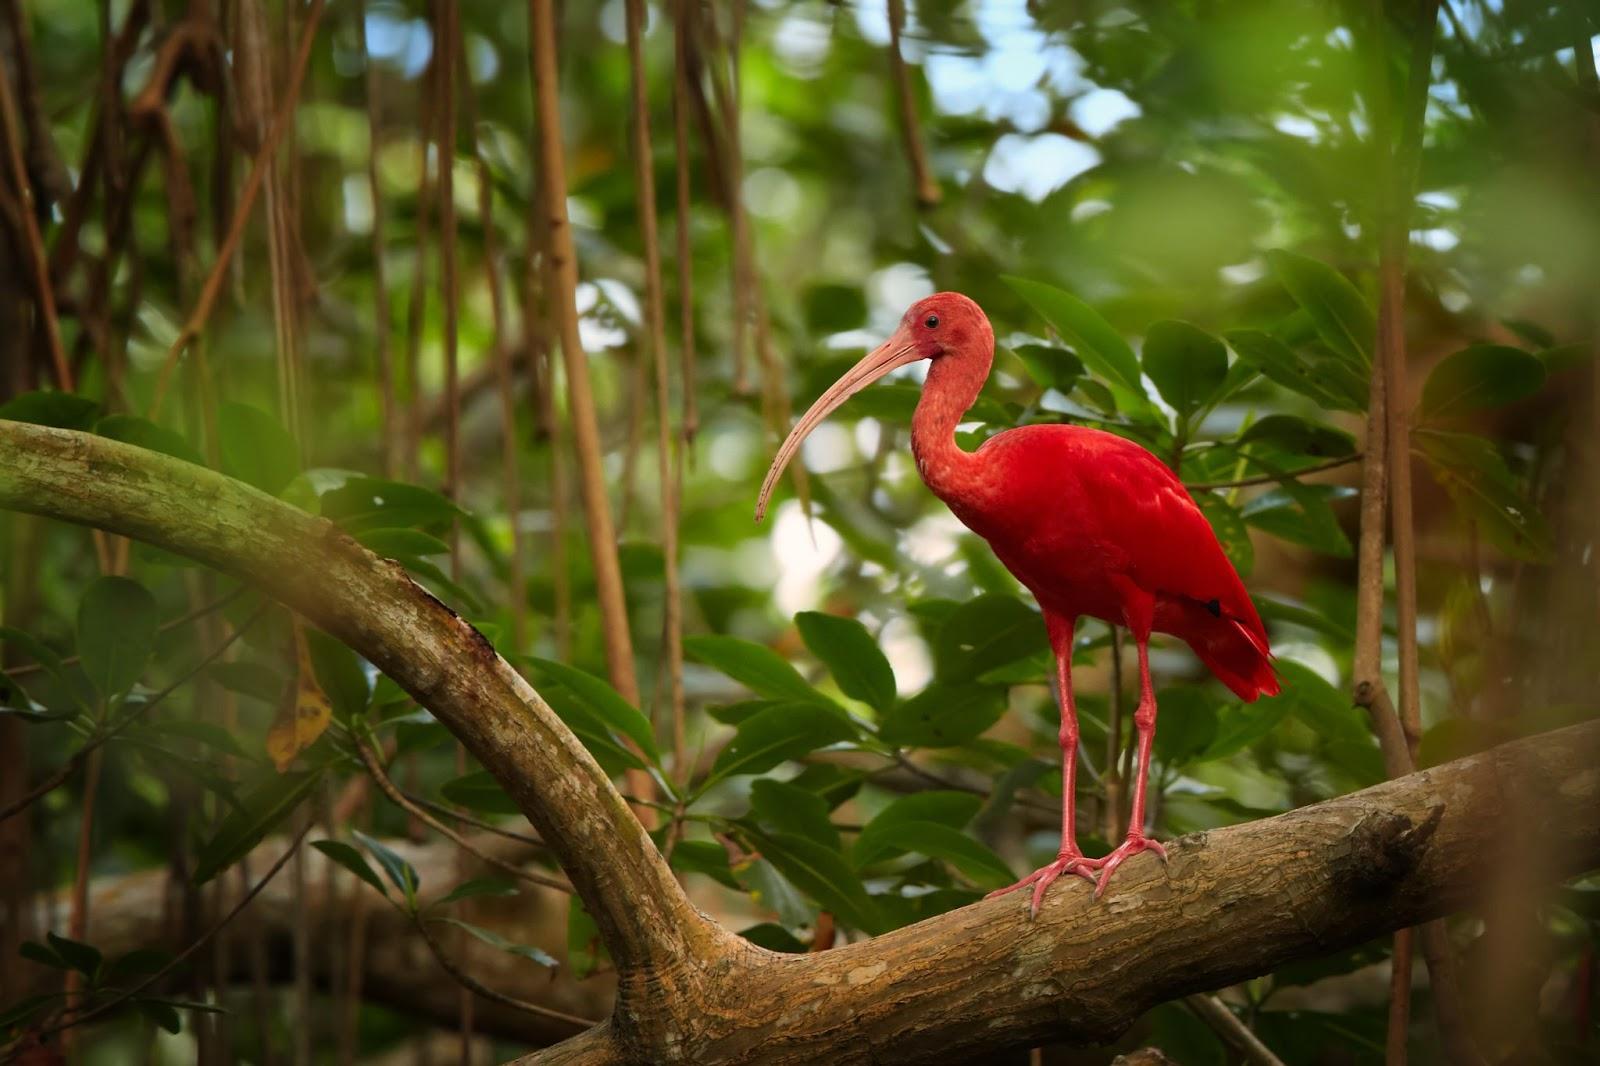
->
[[911, 352, 990, 503]]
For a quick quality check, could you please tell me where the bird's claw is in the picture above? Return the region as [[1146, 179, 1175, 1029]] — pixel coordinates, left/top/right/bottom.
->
[[986, 852, 1099, 919], [1092, 834, 1167, 899]]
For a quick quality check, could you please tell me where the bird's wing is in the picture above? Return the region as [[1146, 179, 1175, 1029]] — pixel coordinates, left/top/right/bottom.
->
[[1069, 431, 1265, 632]]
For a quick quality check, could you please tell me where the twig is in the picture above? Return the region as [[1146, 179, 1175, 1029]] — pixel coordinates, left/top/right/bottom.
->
[[624, 0, 688, 780], [355, 738, 571, 893], [0, 602, 265, 826], [885, 0, 941, 207], [436, 0, 461, 575], [1, 586, 244, 680], [12, 820, 312, 1053], [671, 0, 700, 450], [357, 0, 398, 477], [412, 914, 595, 1029], [0, 28, 70, 389], [457, 33, 527, 653], [528, 0, 651, 819], [1182, 994, 1286, 1066], [702, 1, 751, 394], [147, 0, 327, 420], [1185, 453, 1363, 491], [403, 50, 438, 484], [403, 791, 545, 848]]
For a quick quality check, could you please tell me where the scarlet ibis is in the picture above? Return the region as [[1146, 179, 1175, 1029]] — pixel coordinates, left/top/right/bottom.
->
[[756, 292, 1278, 914]]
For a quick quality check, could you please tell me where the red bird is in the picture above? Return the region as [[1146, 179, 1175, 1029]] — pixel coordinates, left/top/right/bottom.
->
[[757, 292, 1278, 915]]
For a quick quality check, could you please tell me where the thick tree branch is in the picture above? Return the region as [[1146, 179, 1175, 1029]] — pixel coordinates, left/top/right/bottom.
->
[[4, 420, 1599, 1065], [533, 719, 1600, 1064], [0, 420, 738, 992]]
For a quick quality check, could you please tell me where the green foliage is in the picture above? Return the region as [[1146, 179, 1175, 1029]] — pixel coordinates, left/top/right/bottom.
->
[[76, 577, 159, 702]]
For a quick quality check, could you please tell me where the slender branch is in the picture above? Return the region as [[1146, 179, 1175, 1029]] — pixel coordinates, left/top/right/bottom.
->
[[413, 915, 597, 1029], [355, 738, 571, 893], [624, 0, 687, 779], [356, 0, 398, 478], [671, 0, 700, 449], [1185, 453, 1362, 491], [0, 29, 70, 389], [0, 419, 727, 982], [9, 820, 312, 1054], [147, 0, 327, 420], [528, 0, 654, 820], [403, 791, 545, 848], [1181, 994, 1286, 1066], [885, 0, 941, 207]]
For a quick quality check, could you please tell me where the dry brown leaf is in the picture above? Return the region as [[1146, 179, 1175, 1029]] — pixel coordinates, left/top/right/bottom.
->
[[266, 619, 332, 772]]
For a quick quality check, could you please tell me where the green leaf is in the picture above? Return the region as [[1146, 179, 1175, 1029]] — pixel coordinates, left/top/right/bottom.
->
[[1224, 329, 1365, 411], [1242, 483, 1353, 556], [193, 769, 323, 885], [320, 477, 461, 533], [1239, 414, 1357, 460], [19, 940, 64, 969], [353, 828, 420, 906], [933, 595, 1046, 683], [793, 612, 896, 713], [304, 630, 370, 721], [1194, 696, 1292, 762], [702, 704, 856, 793], [684, 635, 834, 705], [1266, 250, 1374, 366], [1419, 345, 1546, 419], [0, 705, 77, 724], [440, 770, 522, 815], [104, 948, 174, 986], [206, 661, 286, 704], [0, 390, 100, 429], [137, 998, 182, 1034], [435, 877, 521, 905], [567, 897, 606, 978], [95, 414, 205, 466], [1416, 431, 1551, 562], [1141, 320, 1227, 419], [538, 686, 648, 775], [1004, 276, 1144, 396], [46, 932, 102, 980], [736, 922, 807, 953], [879, 682, 1007, 748], [670, 840, 741, 889], [529, 658, 659, 762], [1151, 686, 1221, 766], [77, 576, 159, 700], [854, 791, 982, 866], [746, 829, 882, 934], [312, 840, 389, 898], [1193, 491, 1254, 577], [865, 821, 1013, 889], [356, 528, 451, 558], [0, 627, 64, 677], [749, 779, 839, 850], [218, 402, 301, 495], [430, 917, 558, 968], [1010, 343, 1084, 392]]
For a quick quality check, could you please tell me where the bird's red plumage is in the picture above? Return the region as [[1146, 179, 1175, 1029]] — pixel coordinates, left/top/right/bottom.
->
[[759, 290, 1279, 907], [953, 424, 1279, 701]]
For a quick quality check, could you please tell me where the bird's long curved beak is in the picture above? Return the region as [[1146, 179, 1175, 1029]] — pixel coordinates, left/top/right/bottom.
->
[[755, 331, 920, 522]]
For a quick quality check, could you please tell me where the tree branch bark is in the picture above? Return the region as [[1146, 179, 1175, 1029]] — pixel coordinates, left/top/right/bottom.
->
[[0, 419, 737, 992], [3, 419, 1599, 1065]]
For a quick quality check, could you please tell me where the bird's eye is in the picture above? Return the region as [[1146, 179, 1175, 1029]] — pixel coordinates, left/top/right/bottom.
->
[[924, 314, 939, 329]]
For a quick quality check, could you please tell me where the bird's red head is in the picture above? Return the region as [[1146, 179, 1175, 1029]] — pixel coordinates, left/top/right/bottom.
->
[[755, 291, 995, 522], [896, 292, 995, 366]]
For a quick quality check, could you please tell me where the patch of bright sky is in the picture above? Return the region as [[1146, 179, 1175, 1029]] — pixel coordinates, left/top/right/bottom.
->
[[879, 615, 933, 692], [744, 167, 804, 220], [983, 133, 1099, 201], [800, 423, 856, 475], [574, 281, 629, 349], [768, 500, 845, 615], [772, 8, 832, 77], [1070, 88, 1140, 136], [365, 7, 432, 78]]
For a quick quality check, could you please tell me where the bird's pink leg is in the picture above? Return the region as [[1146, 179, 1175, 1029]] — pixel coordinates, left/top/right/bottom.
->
[[1093, 631, 1168, 898], [986, 613, 1096, 917]]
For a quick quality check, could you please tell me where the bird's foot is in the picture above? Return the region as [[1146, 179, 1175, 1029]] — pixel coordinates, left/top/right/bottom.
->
[[1092, 833, 1168, 899], [986, 851, 1099, 919]]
